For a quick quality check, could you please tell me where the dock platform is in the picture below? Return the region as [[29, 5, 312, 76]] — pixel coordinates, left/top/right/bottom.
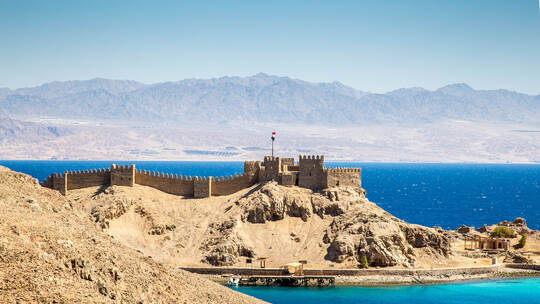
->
[[241, 275, 336, 286]]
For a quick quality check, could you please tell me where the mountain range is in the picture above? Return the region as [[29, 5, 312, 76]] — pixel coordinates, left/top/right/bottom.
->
[[1, 73, 539, 126], [0, 74, 539, 162]]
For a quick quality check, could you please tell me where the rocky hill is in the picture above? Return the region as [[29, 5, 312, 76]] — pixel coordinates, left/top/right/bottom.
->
[[0, 166, 264, 303], [73, 180, 455, 270]]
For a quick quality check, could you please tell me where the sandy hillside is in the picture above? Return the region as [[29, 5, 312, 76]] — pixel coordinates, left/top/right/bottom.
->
[[0, 166, 264, 303], [70, 181, 478, 269]]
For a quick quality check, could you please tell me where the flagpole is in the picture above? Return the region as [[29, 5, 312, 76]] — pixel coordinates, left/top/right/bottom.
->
[[271, 131, 276, 157]]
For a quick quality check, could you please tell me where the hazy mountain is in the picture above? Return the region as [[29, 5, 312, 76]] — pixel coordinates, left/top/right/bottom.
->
[[1, 74, 538, 126], [0, 117, 71, 144], [10, 78, 147, 99]]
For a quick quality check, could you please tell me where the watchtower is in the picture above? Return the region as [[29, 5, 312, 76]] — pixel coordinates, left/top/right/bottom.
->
[[110, 164, 135, 187], [298, 155, 325, 190], [262, 156, 281, 181]]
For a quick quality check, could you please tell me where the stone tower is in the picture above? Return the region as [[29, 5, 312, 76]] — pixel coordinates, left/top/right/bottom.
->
[[298, 155, 325, 190]]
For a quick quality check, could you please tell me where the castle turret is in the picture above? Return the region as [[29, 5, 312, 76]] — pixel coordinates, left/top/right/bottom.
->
[[262, 156, 282, 181], [110, 164, 135, 187], [298, 155, 325, 190]]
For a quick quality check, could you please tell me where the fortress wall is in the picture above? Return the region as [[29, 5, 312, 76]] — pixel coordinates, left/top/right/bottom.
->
[[194, 177, 212, 198], [298, 155, 326, 190], [243, 161, 262, 178], [67, 168, 111, 190], [40, 156, 361, 197], [280, 158, 295, 168], [257, 167, 266, 183], [326, 168, 362, 188], [211, 173, 257, 196], [52, 172, 67, 195], [41, 175, 54, 188], [283, 165, 299, 171], [111, 164, 135, 187], [280, 173, 297, 186], [262, 156, 281, 181], [135, 169, 194, 196]]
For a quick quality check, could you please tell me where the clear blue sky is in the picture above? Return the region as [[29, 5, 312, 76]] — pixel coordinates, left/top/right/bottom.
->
[[1, 0, 540, 93]]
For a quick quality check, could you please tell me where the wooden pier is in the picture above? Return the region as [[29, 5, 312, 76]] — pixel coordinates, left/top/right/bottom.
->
[[240, 275, 336, 286]]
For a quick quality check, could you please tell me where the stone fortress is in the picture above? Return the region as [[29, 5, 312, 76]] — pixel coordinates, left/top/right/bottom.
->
[[41, 155, 362, 198]]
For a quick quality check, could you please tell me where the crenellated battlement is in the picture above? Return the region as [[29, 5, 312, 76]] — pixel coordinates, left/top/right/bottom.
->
[[138, 169, 193, 181], [298, 155, 324, 160], [326, 168, 362, 173], [41, 155, 362, 197], [263, 156, 278, 162], [66, 168, 111, 176], [111, 164, 135, 171]]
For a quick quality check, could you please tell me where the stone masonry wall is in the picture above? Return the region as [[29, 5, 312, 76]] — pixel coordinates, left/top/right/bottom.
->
[[298, 155, 325, 190], [110, 164, 135, 187], [194, 177, 212, 198], [135, 169, 194, 196], [40, 155, 363, 197], [243, 161, 262, 176], [262, 156, 281, 181], [52, 172, 67, 195], [67, 169, 111, 190], [325, 168, 362, 188], [211, 173, 257, 196]]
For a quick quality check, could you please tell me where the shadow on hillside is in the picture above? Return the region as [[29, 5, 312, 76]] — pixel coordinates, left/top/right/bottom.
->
[[92, 183, 110, 197], [238, 182, 270, 199]]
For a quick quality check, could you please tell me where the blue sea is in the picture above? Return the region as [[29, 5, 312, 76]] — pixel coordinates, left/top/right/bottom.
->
[[232, 278, 540, 304], [0, 161, 538, 230]]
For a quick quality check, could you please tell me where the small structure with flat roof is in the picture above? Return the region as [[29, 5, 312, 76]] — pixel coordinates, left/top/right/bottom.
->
[[464, 235, 511, 251]]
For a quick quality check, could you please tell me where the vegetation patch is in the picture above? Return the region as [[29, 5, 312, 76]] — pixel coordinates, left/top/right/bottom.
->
[[490, 226, 515, 238]]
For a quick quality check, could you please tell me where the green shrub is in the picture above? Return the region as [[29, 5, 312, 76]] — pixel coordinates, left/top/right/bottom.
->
[[359, 255, 369, 269], [514, 234, 527, 249], [490, 226, 515, 238]]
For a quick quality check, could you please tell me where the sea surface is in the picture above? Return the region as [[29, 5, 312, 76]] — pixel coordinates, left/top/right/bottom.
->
[[231, 278, 540, 304], [0, 161, 538, 230]]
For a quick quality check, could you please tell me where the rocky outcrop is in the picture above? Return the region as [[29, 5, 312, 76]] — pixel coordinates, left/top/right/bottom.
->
[[456, 225, 474, 234], [513, 217, 526, 225], [90, 187, 136, 229], [238, 183, 314, 223], [323, 209, 450, 267], [483, 217, 536, 236], [503, 251, 535, 264], [238, 184, 362, 224], [477, 225, 490, 233], [217, 182, 451, 268], [200, 219, 255, 266]]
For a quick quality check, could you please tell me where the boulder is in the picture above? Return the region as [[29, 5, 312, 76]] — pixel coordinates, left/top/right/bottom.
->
[[477, 225, 489, 233], [503, 252, 534, 264], [513, 217, 526, 226], [456, 225, 473, 234]]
